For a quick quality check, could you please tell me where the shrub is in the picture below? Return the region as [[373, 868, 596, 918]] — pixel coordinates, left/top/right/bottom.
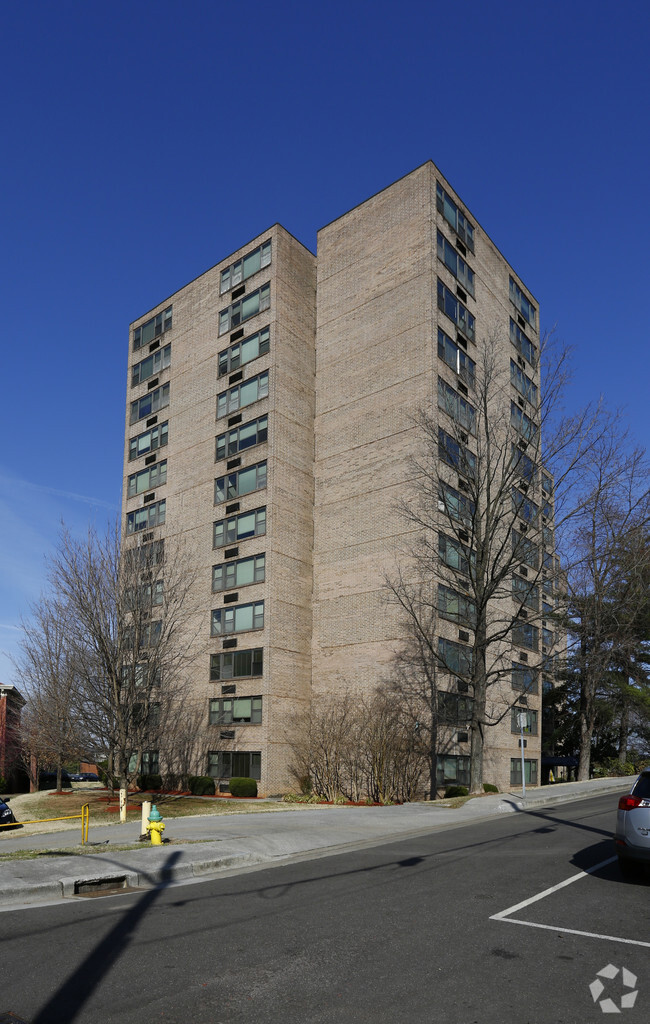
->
[[483, 783, 499, 793], [444, 785, 469, 798], [0, 776, 6, 793], [229, 777, 257, 798], [188, 775, 215, 796], [138, 773, 162, 791]]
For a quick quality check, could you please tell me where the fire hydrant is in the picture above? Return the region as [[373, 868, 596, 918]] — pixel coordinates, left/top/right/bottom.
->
[[146, 805, 165, 845]]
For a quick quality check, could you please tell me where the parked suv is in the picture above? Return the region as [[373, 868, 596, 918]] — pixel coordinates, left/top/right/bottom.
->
[[615, 769, 650, 876]]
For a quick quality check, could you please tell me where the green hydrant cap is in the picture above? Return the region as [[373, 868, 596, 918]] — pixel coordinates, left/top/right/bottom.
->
[[148, 805, 163, 822]]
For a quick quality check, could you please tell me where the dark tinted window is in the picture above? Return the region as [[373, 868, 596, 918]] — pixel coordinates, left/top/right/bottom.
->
[[632, 772, 650, 799]]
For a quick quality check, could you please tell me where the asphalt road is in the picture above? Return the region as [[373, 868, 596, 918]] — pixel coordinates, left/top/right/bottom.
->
[[0, 793, 647, 1024]]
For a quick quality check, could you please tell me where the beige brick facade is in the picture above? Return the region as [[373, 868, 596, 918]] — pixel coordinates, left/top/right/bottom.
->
[[123, 162, 551, 795]]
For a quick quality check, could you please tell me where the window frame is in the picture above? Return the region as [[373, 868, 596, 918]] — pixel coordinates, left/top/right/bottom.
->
[[210, 600, 265, 636], [130, 382, 170, 425], [212, 553, 266, 592], [131, 344, 171, 388], [214, 461, 267, 505], [218, 326, 270, 377], [437, 279, 475, 341], [127, 460, 167, 498], [218, 283, 271, 336], [213, 506, 267, 548], [220, 241, 271, 295], [129, 421, 168, 461], [217, 371, 269, 419], [133, 306, 172, 352], [209, 647, 263, 681]]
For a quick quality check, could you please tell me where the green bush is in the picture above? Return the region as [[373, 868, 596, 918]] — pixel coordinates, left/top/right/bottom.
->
[[229, 777, 258, 798], [138, 773, 162, 791], [188, 775, 216, 796], [483, 783, 499, 793], [445, 785, 469, 798], [0, 776, 6, 792]]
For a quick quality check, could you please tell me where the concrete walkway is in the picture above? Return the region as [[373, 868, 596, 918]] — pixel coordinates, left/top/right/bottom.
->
[[0, 777, 629, 908]]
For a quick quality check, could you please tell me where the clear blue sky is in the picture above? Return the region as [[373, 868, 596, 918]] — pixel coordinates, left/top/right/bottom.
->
[[1, 0, 649, 682]]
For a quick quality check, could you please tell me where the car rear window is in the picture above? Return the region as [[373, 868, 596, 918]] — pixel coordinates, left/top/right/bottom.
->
[[632, 773, 650, 799]]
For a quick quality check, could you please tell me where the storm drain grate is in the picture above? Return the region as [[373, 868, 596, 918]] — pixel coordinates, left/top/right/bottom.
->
[[72, 876, 144, 898]]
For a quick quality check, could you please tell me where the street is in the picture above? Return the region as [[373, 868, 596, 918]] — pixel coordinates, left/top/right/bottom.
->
[[0, 793, 647, 1023]]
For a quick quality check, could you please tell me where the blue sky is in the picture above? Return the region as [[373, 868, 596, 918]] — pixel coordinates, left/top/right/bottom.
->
[[1, 0, 649, 682]]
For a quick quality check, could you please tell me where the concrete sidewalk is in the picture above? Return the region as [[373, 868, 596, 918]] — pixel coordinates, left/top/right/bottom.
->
[[0, 777, 629, 908]]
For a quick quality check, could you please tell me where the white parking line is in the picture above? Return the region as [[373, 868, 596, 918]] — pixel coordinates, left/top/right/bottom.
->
[[490, 856, 650, 949]]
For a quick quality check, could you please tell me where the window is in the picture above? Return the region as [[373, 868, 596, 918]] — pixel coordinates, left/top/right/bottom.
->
[[512, 619, 539, 651], [209, 696, 262, 725], [438, 378, 476, 434], [438, 691, 473, 723], [130, 383, 170, 424], [129, 421, 168, 461], [511, 444, 537, 483], [438, 481, 475, 524], [511, 707, 538, 735], [127, 461, 167, 498], [210, 648, 263, 681], [438, 427, 476, 477], [211, 601, 264, 636], [141, 750, 160, 775], [208, 750, 261, 780], [513, 530, 539, 569], [510, 758, 538, 786], [214, 461, 267, 504], [219, 283, 270, 335], [543, 525, 553, 548], [541, 473, 554, 496], [510, 320, 537, 366], [438, 584, 476, 627], [217, 371, 269, 418], [121, 662, 161, 689], [126, 499, 166, 534], [512, 575, 539, 611], [212, 553, 265, 591], [439, 533, 473, 575], [437, 280, 475, 341], [542, 627, 555, 649], [219, 326, 270, 376], [510, 361, 537, 404], [436, 754, 470, 787], [216, 416, 268, 461], [512, 488, 539, 524], [438, 636, 474, 675], [436, 183, 474, 251], [133, 307, 172, 351], [132, 344, 171, 387], [213, 507, 266, 548], [220, 241, 271, 294], [511, 402, 538, 443], [509, 278, 537, 329], [437, 329, 475, 386], [512, 661, 539, 694], [125, 618, 162, 650], [125, 539, 164, 570], [437, 231, 475, 295]]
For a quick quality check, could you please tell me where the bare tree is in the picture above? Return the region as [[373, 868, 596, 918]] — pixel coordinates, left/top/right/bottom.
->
[[46, 523, 200, 819], [563, 439, 650, 778], [14, 596, 85, 790], [387, 330, 612, 793]]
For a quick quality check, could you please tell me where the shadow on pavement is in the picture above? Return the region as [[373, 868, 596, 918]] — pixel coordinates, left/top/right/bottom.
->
[[32, 850, 181, 1024]]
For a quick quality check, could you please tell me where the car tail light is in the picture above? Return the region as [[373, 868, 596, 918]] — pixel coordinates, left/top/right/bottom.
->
[[618, 795, 643, 811]]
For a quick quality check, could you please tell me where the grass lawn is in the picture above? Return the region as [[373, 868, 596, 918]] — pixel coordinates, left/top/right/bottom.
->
[[2, 789, 310, 837]]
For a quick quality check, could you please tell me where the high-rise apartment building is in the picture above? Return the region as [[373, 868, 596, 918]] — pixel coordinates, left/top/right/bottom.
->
[[123, 162, 553, 794]]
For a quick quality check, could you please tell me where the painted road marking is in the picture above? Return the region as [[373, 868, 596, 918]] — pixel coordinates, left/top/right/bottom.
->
[[490, 856, 650, 949]]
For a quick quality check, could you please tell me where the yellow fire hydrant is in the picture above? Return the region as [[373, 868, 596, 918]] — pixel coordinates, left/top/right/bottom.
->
[[146, 805, 165, 845]]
